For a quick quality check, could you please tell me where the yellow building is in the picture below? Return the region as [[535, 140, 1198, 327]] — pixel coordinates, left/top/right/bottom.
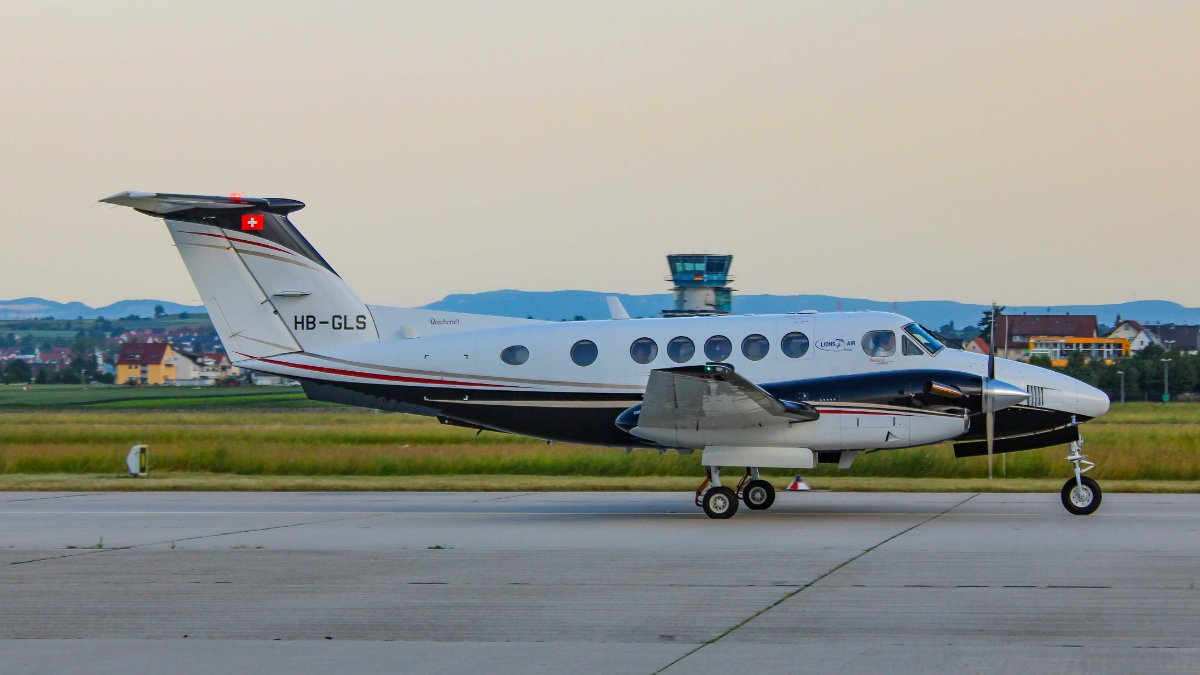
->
[[116, 343, 176, 385], [1028, 336, 1131, 368]]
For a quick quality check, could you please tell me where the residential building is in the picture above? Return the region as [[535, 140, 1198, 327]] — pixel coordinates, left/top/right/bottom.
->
[[992, 314, 1098, 360], [35, 347, 73, 367], [115, 343, 176, 385], [170, 350, 240, 385], [1146, 324, 1200, 354], [963, 336, 989, 356], [1107, 320, 1157, 352], [1028, 337, 1131, 367]]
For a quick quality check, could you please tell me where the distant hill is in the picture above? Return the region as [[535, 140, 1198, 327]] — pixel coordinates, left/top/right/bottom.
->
[[8, 293, 1200, 329], [0, 297, 205, 320], [423, 290, 1200, 328]]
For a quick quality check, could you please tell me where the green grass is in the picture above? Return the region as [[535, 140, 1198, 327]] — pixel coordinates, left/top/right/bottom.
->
[[3, 402, 1200, 488]]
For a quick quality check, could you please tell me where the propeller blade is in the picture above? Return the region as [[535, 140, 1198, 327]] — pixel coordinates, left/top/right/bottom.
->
[[986, 303, 998, 480], [986, 399, 994, 481]]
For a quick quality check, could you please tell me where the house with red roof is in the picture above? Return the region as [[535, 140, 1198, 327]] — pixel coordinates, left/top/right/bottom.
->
[[116, 343, 176, 385], [993, 314, 1098, 360]]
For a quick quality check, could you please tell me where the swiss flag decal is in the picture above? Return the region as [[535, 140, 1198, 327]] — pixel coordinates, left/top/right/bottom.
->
[[241, 213, 264, 231]]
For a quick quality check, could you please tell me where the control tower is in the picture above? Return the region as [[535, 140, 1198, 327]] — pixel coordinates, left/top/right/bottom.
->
[[661, 254, 734, 317]]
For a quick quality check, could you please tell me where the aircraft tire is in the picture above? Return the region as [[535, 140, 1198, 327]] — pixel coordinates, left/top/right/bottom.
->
[[1061, 476, 1102, 516], [743, 480, 775, 510], [702, 486, 739, 519]]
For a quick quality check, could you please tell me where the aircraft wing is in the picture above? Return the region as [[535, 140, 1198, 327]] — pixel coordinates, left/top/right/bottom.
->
[[635, 365, 818, 432]]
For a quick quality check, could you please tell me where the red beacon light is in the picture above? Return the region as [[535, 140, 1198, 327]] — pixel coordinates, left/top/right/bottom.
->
[[229, 192, 243, 202]]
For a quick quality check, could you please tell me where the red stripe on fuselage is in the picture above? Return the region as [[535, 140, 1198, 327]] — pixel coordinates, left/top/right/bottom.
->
[[238, 354, 519, 389]]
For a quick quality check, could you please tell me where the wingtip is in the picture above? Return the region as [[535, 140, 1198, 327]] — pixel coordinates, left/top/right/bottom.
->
[[99, 190, 155, 206]]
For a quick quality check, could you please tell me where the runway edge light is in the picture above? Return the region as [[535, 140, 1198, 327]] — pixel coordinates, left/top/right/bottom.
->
[[126, 444, 148, 477]]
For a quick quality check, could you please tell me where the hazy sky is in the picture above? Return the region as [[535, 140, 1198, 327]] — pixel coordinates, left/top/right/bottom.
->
[[1, 1, 1197, 308]]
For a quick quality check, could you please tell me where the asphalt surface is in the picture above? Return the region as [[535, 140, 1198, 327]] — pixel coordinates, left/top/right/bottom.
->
[[1, 491, 1197, 674]]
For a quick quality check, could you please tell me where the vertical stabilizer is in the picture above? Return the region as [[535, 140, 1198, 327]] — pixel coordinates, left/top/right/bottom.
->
[[101, 192, 380, 360]]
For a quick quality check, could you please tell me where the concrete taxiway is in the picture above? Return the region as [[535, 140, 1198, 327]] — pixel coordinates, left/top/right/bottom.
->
[[1, 491, 1198, 674]]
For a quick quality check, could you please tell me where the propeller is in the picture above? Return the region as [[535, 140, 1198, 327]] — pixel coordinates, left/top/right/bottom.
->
[[987, 303, 997, 479]]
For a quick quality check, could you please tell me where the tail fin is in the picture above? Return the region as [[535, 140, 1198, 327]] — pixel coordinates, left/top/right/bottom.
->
[[101, 192, 379, 360]]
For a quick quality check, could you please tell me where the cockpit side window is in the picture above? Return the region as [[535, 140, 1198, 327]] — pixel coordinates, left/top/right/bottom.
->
[[903, 323, 945, 355], [902, 336, 924, 356], [862, 330, 896, 357]]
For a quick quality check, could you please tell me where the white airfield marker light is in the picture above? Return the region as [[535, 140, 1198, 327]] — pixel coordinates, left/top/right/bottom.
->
[[126, 444, 148, 477]]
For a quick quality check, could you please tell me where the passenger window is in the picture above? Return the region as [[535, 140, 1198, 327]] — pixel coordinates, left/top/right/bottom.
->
[[570, 339, 598, 366], [902, 336, 924, 356], [741, 334, 769, 361], [500, 345, 529, 365], [862, 330, 896, 357], [780, 332, 810, 358], [629, 337, 658, 365], [704, 335, 732, 362], [666, 336, 695, 363]]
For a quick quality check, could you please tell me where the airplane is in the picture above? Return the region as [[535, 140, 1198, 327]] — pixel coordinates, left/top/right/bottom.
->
[[102, 191, 1111, 519]]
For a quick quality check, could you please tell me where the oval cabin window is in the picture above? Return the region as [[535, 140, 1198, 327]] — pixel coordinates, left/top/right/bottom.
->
[[780, 332, 810, 358], [704, 335, 732, 362], [862, 330, 896, 357], [500, 345, 530, 365], [570, 340, 598, 367], [629, 337, 658, 365], [741, 334, 769, 361], [666, 336, 695, 363]]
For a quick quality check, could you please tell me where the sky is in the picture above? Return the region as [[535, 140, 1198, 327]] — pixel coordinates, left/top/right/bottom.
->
[[1, 1, 1197, 309]]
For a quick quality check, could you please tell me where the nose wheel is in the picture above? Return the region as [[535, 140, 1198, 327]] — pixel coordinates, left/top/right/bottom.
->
[[1061, 439, 1102, 515]]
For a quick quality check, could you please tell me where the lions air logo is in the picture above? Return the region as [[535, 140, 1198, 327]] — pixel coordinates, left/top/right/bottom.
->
[[816, 338, 856, 352]]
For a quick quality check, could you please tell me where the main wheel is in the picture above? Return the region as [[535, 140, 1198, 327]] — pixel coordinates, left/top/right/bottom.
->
[[702, 486, 739, 519], [1061, 476, 1102, 515], [742, 479, 775, 510]]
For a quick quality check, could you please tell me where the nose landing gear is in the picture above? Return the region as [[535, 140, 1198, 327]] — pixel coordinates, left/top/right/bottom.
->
[[1061, 439, 1102, 515]]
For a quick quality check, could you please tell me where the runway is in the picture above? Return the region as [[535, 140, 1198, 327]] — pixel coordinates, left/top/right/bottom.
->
[[2, 491, 1198, 674]]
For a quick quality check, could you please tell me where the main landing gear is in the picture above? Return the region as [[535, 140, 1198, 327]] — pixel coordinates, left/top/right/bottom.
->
[[695, 467, 777, 519], [1061, 438, 1102, 516]]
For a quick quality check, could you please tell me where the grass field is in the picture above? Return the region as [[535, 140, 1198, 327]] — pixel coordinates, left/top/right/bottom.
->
[[1, 387, 1199, 490], [0, 386, 1195, 492]]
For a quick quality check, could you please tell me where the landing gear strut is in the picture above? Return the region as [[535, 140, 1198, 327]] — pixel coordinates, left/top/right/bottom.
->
[[695, 466, 738, 519], [1061, 438, 1102, 516], [736, 467, 776, 511], [697, 467, 779, 518]]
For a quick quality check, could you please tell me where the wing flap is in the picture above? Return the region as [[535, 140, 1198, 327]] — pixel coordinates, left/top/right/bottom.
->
[[637, 365, 818, 432]]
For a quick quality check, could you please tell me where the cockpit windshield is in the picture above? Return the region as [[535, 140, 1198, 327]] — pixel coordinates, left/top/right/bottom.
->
[[903, 323, 944, 355]]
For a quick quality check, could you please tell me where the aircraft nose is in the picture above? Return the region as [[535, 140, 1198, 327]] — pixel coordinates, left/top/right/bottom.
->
[[1075, 381, 1111, 420]]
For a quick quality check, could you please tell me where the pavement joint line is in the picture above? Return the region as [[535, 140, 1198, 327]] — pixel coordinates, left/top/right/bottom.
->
[[0, 493, 101, 504], [5, 511, 390, 567], [471, 492, 537, 503], [652, 492, 981, 675]]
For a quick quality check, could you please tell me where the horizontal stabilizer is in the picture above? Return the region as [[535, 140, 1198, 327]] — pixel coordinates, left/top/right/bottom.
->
[[101, 191, 304, 217]]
